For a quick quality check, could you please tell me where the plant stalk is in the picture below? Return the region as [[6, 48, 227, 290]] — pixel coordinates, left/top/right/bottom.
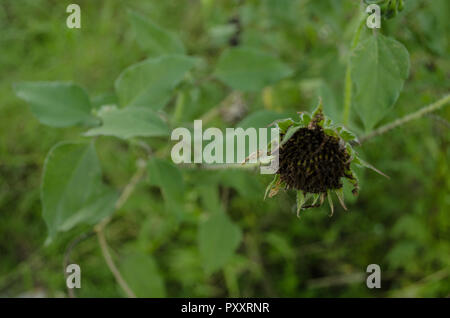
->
[[94, 158, 148, 298], [359, 94, 450, 143], [343, 16, 367, 126], [96, 229, 136, 298]]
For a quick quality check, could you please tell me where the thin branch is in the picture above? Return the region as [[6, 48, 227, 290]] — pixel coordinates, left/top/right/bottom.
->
[[95, 158, 147, 232], [94, 158, 148, 298], [359, 94, 450, 144], [96, 229, 136, 298]]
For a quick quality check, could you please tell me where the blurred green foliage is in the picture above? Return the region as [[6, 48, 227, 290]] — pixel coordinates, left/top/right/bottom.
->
[[0, 0, 449, 297]]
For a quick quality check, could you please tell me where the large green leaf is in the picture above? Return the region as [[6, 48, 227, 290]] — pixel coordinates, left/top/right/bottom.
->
[[214, 47, 293, 91], [351, 33, 410, 130], [128, 10, 185, 56], [198, 211, 242, 274], [115, 55, 198, 110], [13, 82, 98, 127], [41, 142, 117, 243], [85, 106, 169, 139], [120, 252, 166, 297], [147, 158, 185, 219]]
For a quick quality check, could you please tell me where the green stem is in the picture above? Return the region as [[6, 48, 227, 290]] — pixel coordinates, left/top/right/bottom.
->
[[343, 67, 353, 126], [359, 94, 450, 143], [94, 158, 147, 298], [343, 16, 367, 126], [97, 230, 136, 298], [223, 266, 240, 297]]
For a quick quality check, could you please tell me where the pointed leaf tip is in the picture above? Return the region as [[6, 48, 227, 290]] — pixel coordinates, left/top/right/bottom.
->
[[312, 97, 324, 117], [359, 158, 390, 179], [327, 191, 334, 217], [296, 191, 305, 218], [335, 189, 347, 211]]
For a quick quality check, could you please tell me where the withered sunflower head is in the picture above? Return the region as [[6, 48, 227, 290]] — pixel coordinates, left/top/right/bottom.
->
[[264, 99, 388, 218]]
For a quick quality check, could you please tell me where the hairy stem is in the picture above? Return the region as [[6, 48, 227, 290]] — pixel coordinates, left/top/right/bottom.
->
[[359, 94, 450, 143], [94, 158, 148, 298], [96, 158, 147, 231], [343, 16, 367, 126], [97, 230, 136, 298]]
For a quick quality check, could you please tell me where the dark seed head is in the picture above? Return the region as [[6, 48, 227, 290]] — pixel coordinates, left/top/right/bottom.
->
[[277, 126, 352, 194]]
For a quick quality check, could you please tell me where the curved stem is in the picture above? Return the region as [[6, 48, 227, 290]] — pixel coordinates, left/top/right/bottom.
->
[[359, 94, 450, 143], [96, 158, 147, 232], [94, 158, 148, 298], [97, 230, 136, 298]]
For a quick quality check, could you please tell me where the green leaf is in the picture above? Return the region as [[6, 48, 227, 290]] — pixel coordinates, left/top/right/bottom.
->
[[324, 128, 338, 138], [281, 125, 301, 146], [13, 82, 98, 128], [198, 211, 242, 274], [120, 252, 166, 297], [238, 110, 288, 129], [350, 33, 410, 130], [337, 126, 357, 142], [264, 174, 280, 200], [41, 142, 117, 243], [85, 106, 169, 139], [276, 118, 295, 133], [115, 55, 198, 110], [198, 184, 224, 214], [91, 93, 118, 109], [128, 10, 185, 57], [147, 158, 185, 219], [214, 47, 293, 91], [297, 112, 312, 126]]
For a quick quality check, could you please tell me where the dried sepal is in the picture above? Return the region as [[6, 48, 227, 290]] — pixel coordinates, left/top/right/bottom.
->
[[356, 157, 390, 179], [268, 177, 282, 198], [264, 174, 280, 200], [327, 190, 334, 217], [296, 191, 305, 217], [334, 188, 347, 211]]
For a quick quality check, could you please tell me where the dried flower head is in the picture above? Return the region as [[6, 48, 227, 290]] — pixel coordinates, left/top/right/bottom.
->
[[264, 99, 388, 217]]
